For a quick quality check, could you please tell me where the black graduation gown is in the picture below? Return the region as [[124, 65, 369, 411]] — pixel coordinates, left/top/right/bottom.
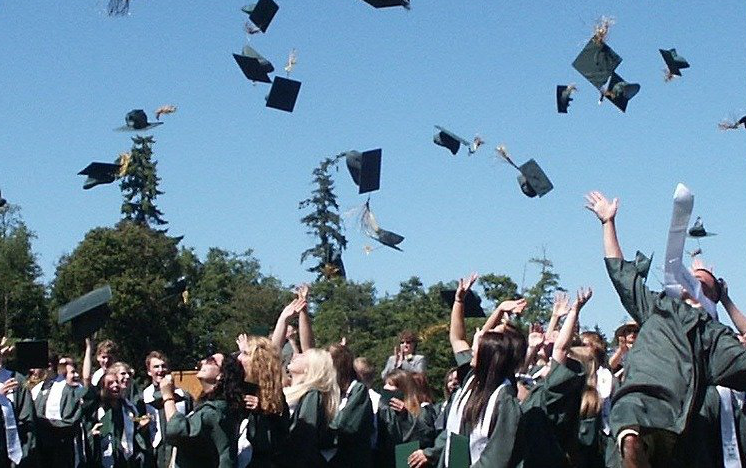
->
[[240, 401, 290, 468], [328, 381, 374, 468], [0, 371, 37, 468], [376, 401, 437, 468], [165, 399, 236, 468], [89, 400, 150, 468], [282, 390, 334, 468]]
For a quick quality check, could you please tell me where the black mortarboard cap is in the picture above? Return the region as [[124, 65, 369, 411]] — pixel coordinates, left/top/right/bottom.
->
[[604, 73, 640, 112], [372, 228, 404, 251], [242, 0, 279, 33], [78, 162, 121, 190], [517, 159, 553, 198], [233, 45, 274, 84], [659, 48, 689, 77], [345, 149, 381, 194], [440, 289, 484, 318], [116, 110, 163, 132], [572, 39, 622, 90], [265, 77, 302, 113], [362, 0, 411, 8], [556, 86, 573, 114], [433, 126, 470, 155], [688, 217, 716, 238], [58, 285, 113, 340], [15, 340, 49, 370]]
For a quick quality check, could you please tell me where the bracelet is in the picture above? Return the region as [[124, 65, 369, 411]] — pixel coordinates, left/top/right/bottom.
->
[[163, 397, 175, 403], [454, 299, 463, 303]]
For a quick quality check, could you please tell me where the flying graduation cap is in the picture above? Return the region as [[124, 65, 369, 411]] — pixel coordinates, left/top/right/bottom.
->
[[556, 85, 576, 113], [718, 116, 746, 131], [233, 45, 275, 83], [359, 200, 404, 251], [242, 0, 279, 33], [496, 146, 553, 198], [688, 217, 717, 238], [78, 162, 121, 190], [361, 0, 411, 9], [58, 285, 113, 340], [432, 126, 482, 156], [599, 73, 640, 112], [344, 149, 382, 194], [115, 110, 163, 132], [660, 48, 689, 80], [266, 77, 302, 112], [572, 38, 622, 90]]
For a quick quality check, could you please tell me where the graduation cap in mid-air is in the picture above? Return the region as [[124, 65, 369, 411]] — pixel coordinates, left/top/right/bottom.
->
[[361, 0, 411, 9], [660, 48, 689, 79], [344, 149, 382, 194], [432, 126, 483, 156], [115, 110, 163, 132], [15, 340, 49, 370], [58, 285, 113, 340], [572, 38, 622, 90], [718, 116, 746, 131], [359, 200, 404, 251], [242, 0, 279, 33], [78, 162, 122, 190], [440, 289, 485, 318], [688, 217, 717, 237], [556, 85, 576, 113], [600, 73, 640, 112], [496, 146, 553, 198], [233, 45, 274, 83], [265, 76, 302, 112]]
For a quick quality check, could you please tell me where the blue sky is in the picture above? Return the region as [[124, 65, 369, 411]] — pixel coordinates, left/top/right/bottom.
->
[[2, 0, 746, 336]]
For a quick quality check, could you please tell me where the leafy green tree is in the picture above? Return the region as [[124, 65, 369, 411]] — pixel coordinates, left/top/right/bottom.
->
[[120, 136, 167, 228], [520, 250, 565, 328], [185, 248, 290, 365], [478, 274, 519, 308], [0, 205, 48, 338], [50, 221, 183, 368], [299, 157, 347, 279]]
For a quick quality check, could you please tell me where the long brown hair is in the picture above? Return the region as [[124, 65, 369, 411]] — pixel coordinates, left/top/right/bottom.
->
[[411, 372, 434, 404], [328, 343, 356, 393], [462, 330, 525, 432], [569, 346, 602, 418], [241, 337, 285, 415], [384, 370, 421, 416]]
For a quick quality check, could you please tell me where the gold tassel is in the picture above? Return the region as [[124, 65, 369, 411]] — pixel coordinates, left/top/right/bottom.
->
[[496, 145, 519, 170], [117, 152, 132, 177], [155, 105, 177, 121], [181, 289, 189, 305], [718, 119, 740, 131], [592, 16, 615, 44], [284, 49, 298, 75]]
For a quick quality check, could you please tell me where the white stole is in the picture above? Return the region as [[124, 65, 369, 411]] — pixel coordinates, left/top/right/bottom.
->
[[596, 367, 614, 436], [0, 369, 21, 465], [717, 386, 743, 468], [237, 418, 253, 468], [663, 183, 717, 319], [91, 368, 105, 387], [44, 379, 67, 420]]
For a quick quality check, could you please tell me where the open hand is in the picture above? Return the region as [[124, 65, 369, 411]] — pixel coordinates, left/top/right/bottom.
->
[[552, 292, 570, 318], [456, 273, 478, 301], [408, 449, 429, 468], [236, 333, 249, 354], [389, 397, 406, 412], [499, 298, 527, 316], [571, 287, 593, 312], [0, 378, 18, 396], [584, 191, 618, 224], [295, 283, 309, 302]]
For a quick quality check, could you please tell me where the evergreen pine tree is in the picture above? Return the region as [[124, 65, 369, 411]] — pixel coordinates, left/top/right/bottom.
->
[[120, 135, 167, 228], [299, 157, 347, 279]]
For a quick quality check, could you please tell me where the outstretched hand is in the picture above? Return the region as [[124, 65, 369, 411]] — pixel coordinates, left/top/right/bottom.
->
[[571, 287, 593, 312], [498, 298, 528, 316], [236, 333, 249, 354], [456, 273, 478, 301], [295, 283, 310, 302], [584, 191, 618, 224], [552, 292, 570, 318]]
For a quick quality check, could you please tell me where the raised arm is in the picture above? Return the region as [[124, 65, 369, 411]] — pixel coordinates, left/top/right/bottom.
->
[[296, 284, 315, 351], [720, 280, 746, 334], [552, 287, 593, 364], [545, 292, 570, 336], [450, 273, 478, 354], [271, 298, 304, 352], [585, 191, 622, 259], [82, 338, 93, 387], [484, 298, 527, 331]]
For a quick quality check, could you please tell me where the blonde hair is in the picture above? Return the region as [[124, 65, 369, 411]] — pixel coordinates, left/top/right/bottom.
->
[[569, 346, 602, 418], [283, 348, 339, 421], [241, 336, 284, 415]]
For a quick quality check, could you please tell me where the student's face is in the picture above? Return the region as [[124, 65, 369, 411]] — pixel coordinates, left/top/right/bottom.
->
[[285, 325, 297, 340], [383, 379, 397, 391], [116, 367, 131, 389], [287, 352, 308, 375], [65, 365, 80, 385], [148, 358, 168, 385], [399, 339, 415, 355], [446, 371, 459, 393], [97, 352, 114, 370], [196, 354, 223, 384], [104, 374, 121, 398]]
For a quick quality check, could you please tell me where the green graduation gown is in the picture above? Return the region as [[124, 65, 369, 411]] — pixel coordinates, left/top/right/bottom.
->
[[239, 401, 290, 468], [605, 257, 746, 447], [34, 380, 97, 468], [376, 400, 438, 468], [89, 399, 151, 468], [165, 399, 236, 468], [519, 358, 585, 468], [329, 381, 373, 468], [0, 370, 37, 468], [282, 389, 334, 468], [136, 385, 194, 468]]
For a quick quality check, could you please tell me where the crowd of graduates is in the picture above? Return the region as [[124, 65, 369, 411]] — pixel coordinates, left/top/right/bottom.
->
[[0, 191, 744, 468]]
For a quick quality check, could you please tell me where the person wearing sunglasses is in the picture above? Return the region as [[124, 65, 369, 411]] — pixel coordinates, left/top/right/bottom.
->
[[380, 331, 426, 381]]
